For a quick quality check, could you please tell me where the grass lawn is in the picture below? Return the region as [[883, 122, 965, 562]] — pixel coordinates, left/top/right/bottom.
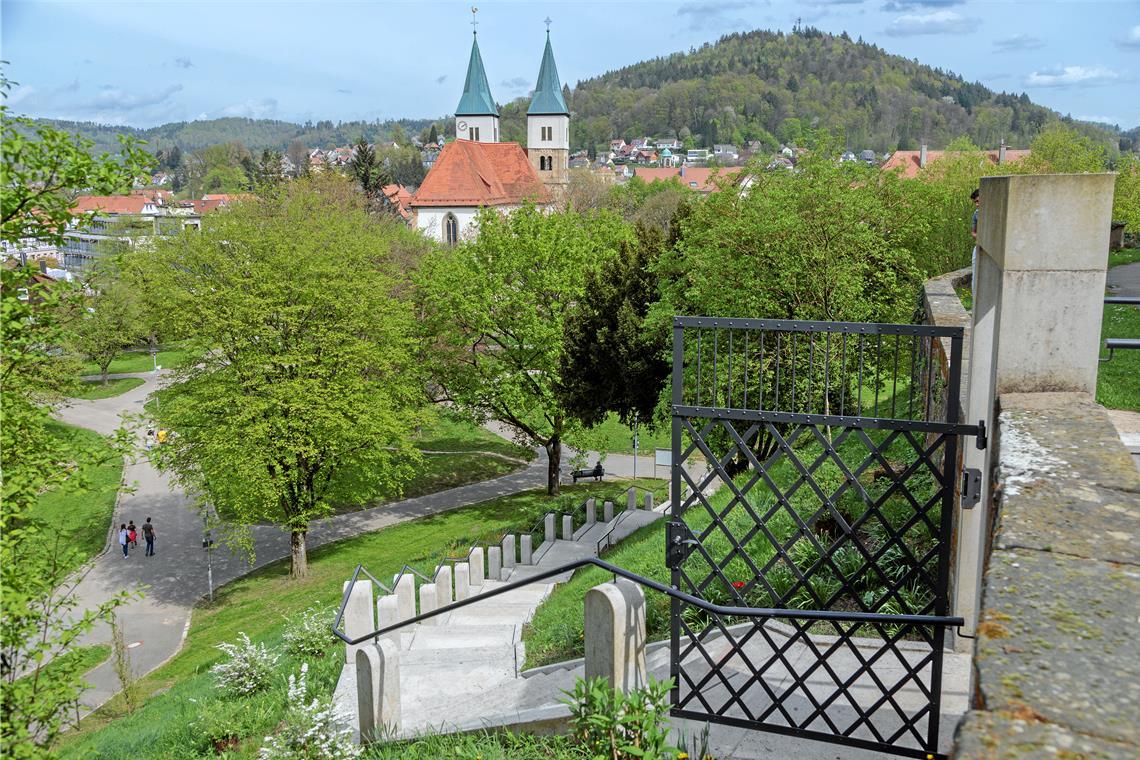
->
[[79, 344, 189, 377], [362, 731, 587, 759], [1108, 247, 1140, 269], [1098, 300, 1140, 411], [28, 422, 122, 573], [18, 645, 112, 691], [575, 412, 670, 456], [72, 377, 146, 400], [57, 480, 663, 758]]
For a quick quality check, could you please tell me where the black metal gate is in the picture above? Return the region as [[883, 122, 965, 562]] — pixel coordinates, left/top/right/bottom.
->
[[668, 317, 977, 759]]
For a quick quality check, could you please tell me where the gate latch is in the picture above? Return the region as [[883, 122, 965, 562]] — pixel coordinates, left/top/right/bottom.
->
[[975, 419, 987, 450], [667, 521, 699, 569], [961, 468, 982, 509]]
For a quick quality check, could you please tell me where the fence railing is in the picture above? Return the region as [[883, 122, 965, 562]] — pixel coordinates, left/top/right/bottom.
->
[[1101, 296, 1139, 363]]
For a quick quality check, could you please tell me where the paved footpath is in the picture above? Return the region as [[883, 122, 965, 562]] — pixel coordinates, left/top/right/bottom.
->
[[56, 372, 675, 713]]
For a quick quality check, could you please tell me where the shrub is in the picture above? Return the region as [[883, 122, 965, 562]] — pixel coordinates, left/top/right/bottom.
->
[[210, 632, 280, 697], [282, 604, 334, 658], [192, 693, 278, 754], [564, 676, 679, 759], [259, 663, 360, 759]]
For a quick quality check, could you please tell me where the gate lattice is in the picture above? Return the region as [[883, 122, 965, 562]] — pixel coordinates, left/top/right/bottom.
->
[[668, 317, 978, 759]]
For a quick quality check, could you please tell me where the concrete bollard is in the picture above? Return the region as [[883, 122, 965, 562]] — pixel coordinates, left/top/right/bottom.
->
[[469, 547, 485, 589], [644, 492, 654, 511], [394, 575, 415, 623], [562, 514, 574, 540], [418, 583, 438, 626], [628, 489, 636, 511], [376, 595, 400, 647], [435, 564, 453, 606], [502, 535, 517, 568], [454, 562, 471, 601], [584, 579, 647, 694], [342, 579, 374, 665], [604, 500, 614, 523], [488, 546, 502, 581], [544, 513, 556, 543], [586, 498, 597, 525], [520, 534, 533, 565], [356, 639, 400, 743]]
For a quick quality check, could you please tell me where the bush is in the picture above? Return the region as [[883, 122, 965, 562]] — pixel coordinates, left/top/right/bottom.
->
[[564, 676, 679, 759], [192, 693, 278, 754], [282, 604, 334, 658], [259, 663, 360, 759], [210, 632, 280, 697]]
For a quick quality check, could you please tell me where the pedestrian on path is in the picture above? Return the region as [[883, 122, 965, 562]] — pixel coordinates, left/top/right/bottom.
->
[[127, 520, 138, 548], [119, 524, 129, 557], [142, 517, 156, 556], [145, 429, 156, 451]]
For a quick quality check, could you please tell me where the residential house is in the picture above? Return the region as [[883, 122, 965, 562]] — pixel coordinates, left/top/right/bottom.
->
[[633, 165, 742, 192], [686, 148, 710, 165], [881, 142, 1030, 179], [713, 144, 739, 163]]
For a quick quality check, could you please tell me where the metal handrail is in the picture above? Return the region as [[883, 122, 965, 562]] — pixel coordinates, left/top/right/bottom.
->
[[332, 557, 965, 647], [1104, 296, 1140, 305]]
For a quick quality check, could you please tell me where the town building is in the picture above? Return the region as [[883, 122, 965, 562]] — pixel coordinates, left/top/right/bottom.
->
[[881, 142, 1030, 179]]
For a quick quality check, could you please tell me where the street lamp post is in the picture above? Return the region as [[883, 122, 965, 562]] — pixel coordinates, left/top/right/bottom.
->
[[202, 514, 214, 603], [632, 426, 639, 480]]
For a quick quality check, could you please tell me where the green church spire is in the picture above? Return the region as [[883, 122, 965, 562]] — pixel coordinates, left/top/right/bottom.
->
[[456, 34, 499, 117], [528, 32, 569, 116]]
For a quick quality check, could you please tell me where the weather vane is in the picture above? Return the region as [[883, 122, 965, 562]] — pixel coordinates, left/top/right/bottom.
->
[[544, 16, 552, 32], [471, 6, 478, 35]]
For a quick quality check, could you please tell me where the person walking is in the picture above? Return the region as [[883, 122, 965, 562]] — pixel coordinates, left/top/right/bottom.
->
[[127, 520, 138, 548], [119, 524, 129, 558], [142, 517, 156, 557]]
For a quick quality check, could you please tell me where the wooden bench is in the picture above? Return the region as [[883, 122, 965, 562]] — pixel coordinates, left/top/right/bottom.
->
[[571, 463, 605, 483]]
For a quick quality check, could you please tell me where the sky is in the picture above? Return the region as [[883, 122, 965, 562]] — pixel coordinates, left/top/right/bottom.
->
[[2, 0, 1138, 131]]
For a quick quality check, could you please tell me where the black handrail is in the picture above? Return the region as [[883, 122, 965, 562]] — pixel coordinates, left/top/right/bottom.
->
[[1101, 338, 1140, 363], [1104, 296, 1140, 305], [331, 557, 965, 647]]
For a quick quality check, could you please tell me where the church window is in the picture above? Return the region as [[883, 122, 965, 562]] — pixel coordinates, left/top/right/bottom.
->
[[444, 213, 459, 245], [471, 126, 480, 141], [541, 126, 552, 141]]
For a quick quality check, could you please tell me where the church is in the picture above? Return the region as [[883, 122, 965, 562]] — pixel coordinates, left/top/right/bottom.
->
[[410, 27, 569, 244]]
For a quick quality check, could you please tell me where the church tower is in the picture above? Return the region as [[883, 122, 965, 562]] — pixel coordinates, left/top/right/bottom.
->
[[527, 30, 569, 191], [455, 31, 499, 143]]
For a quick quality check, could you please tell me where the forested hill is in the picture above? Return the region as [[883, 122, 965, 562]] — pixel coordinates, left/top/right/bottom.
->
[[508, 27, 1121, 155], [27, 116, 437, 155]]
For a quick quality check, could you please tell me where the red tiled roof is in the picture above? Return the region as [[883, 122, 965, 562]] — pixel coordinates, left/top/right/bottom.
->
[[201, 193, 254, 203], [71, 195, 151, 215], [381, 184, 413, 220], [633, 166, 742, 192], [881, 149, 1031, 179], [410, 140, 549, 208]]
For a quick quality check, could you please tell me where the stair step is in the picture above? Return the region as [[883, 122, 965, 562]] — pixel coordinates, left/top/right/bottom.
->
[[443, 602, 543, 626], [407, 624, 518, 650]]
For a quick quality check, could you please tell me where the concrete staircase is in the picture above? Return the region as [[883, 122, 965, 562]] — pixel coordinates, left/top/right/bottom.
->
[[333, 491, 667, 739]]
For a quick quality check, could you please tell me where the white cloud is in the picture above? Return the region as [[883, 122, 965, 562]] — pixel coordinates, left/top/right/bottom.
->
[[885, 9, 974, 36], [1074, 115, 1120, 126], [7, 84, 37, 106], [676, 1, 763, 31], [993, 34, 1044, 53], [882, 0, 962, 10], [219, 97, 278, 118], [1026, 66, 1122, 88], [89, 83, 183, 111], [1115, 25, 1140, 50]]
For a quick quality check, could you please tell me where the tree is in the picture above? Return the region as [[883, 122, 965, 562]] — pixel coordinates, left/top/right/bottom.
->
[[286, 139, 309, 178], [69, 264, 146, 384], [418, 206, 631, 494], [134, 175, 423, 578], [1021, 122, 1108, 174], [389, 122, 409, 147], [349, 136, 388, 198], [1, 73, 142, 754], [428, 124, 439, 145], [1113, 153, 1140, 233]]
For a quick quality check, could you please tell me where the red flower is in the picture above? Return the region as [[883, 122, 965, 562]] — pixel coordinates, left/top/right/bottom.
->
[[731, 581, 746, 590]]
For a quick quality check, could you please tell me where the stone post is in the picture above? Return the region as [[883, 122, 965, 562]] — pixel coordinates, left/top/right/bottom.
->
[[394, 575, 415, 623], [604, 500, 614, 523], [584, 579, 647, 694], [644, 492, 654, 511], [627, 489, 636, 511], [488, 546, 502, 581], [956, 173, 1116, 641], [454, 562, 470, 601], [469, 547, 485, 588], [342, 579, 374, 665], [502, 535, 516, 569], [544, 513, 556, 543], [418, 583, 438, 626], [520, 534, 533, 565], [435, 564, 453, 606], [376, 595, 400, 647], [355, 639, 400, 743], [585, 498, 596, 525], [562, 514, 573, 540]]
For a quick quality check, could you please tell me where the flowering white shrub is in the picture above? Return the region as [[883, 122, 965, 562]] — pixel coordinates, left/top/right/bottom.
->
[[259, 663, 360, 760], [210, 632, 280, 697], [282, 604, 333, 657]]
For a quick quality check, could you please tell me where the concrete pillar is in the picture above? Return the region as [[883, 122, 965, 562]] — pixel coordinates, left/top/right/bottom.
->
[[520, 534, 533, 565], [584, 579, 647, 694], [488, 546, 502, 581], [454, 562, 470, 601], [502, 535, 516, 568], [342, 579, 374, 665], [376, 595, 400, 647], [544, 513, 556, 543], [393, 575, 415, 623], [956, 173, 1116, 641], [418, 583, 438, 626], [585, 498, 596, 524], [644, 492, 654, 511], [355, 639, 400, 743], [435, 564, 453, 606], [627, 489, 636, 511], [604, 500, 614, 523], [469, 547, 484, 588], [562, 514, 573, 540]]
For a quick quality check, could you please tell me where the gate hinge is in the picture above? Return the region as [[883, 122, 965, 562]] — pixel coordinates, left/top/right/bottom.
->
[[961, 468, 982, 509], [975, 419, 987, 450], [667, 521, 698, 569]]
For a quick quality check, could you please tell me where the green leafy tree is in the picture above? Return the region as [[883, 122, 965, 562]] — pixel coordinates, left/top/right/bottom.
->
[[349, 136, 388, 198], [135, 175, 423, 578], [70, 265, 146, 384], [1113, 153, 1140, 233], [418, 206, 632, 494], [428, 124, 439, 145], [1021, 122, 1107, 174]]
